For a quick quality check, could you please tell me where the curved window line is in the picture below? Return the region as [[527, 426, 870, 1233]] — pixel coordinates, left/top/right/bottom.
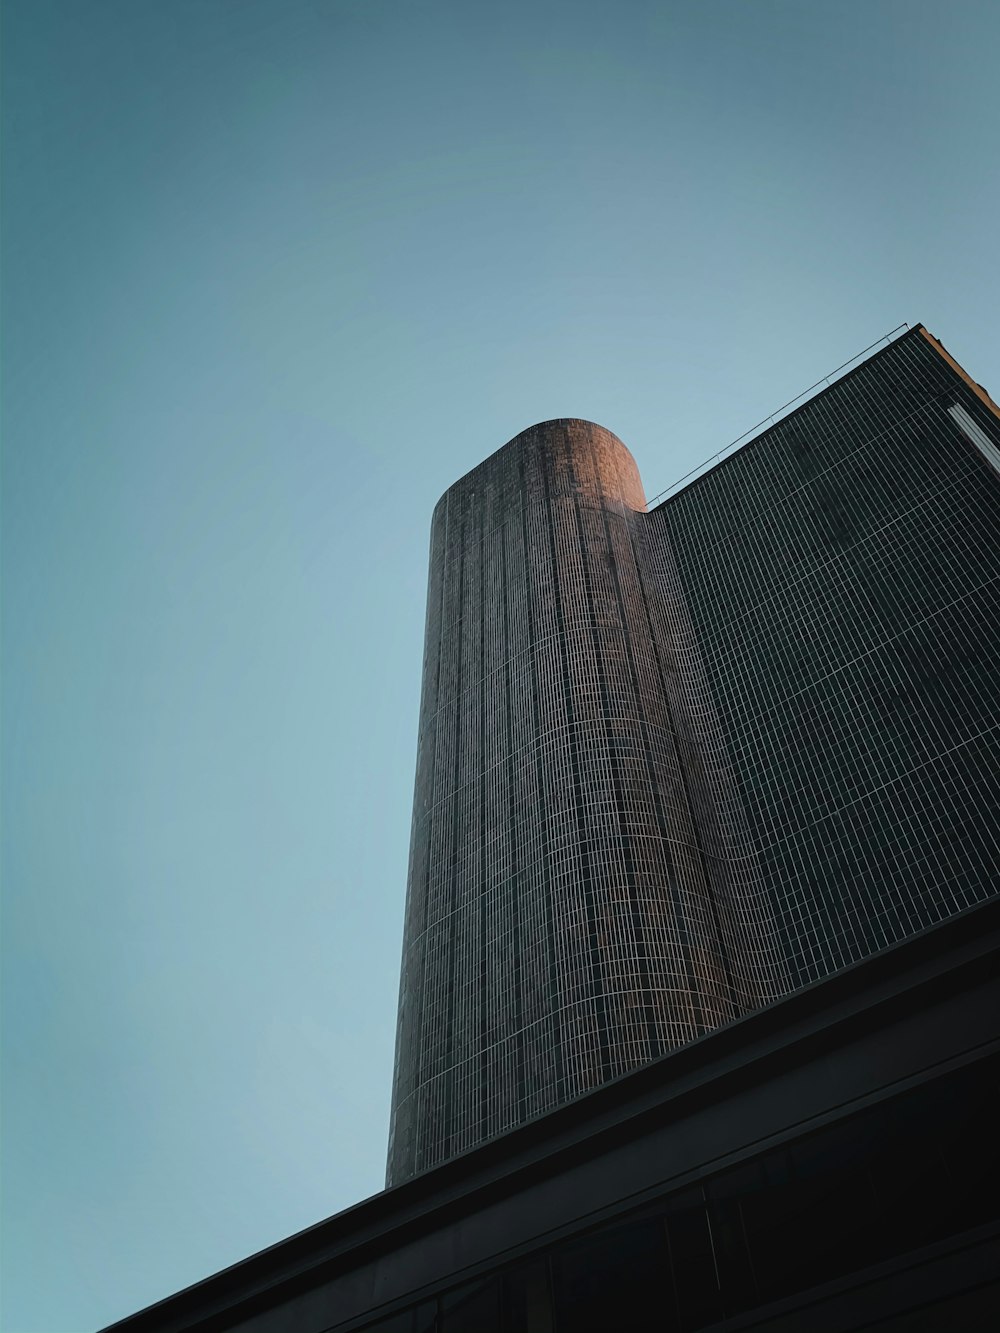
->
[[665, 394, 947, 561], [401, 832, 740, 951], [413, 716, 698, 823], [392, 987, 735, 1112], [419, 622, 668, 726], [751, 719, 1000, 856], [682, 460, 986, 650]]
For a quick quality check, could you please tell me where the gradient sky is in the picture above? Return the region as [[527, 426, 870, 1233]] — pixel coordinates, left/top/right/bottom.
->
[[2, 2, 998, 1329]]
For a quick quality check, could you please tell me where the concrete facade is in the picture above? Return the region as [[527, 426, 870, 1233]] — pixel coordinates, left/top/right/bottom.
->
[[388, 421, 786, 1184]]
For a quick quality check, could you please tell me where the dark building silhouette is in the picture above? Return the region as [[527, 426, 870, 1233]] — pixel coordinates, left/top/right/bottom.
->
[[387, 324, 1000, 1185], [108, 325, 1000, 1333]]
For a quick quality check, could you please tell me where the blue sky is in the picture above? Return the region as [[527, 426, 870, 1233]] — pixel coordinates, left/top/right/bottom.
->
[[2, 2, 998, 1329]]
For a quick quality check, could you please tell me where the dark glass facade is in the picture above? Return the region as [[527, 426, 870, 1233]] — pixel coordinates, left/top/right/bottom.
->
[[656, 329, 1000, 988], [375, 1053, 1000, 1333], [388, 326, 1000, 1185]]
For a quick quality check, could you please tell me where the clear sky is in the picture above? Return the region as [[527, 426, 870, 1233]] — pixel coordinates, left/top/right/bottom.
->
[[2, 2, 997, 1329]]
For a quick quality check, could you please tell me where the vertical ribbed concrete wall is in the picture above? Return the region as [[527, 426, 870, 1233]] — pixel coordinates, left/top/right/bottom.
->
[[387, 420, 785, 1185]]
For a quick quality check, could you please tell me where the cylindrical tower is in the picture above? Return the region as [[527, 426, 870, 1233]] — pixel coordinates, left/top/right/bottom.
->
[[387, 420, 784, 1185]]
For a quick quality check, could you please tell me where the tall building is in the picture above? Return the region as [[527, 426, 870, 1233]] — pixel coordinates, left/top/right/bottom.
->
[[109, 325, 1000, 1333], [387, 323, 1000, 1185]]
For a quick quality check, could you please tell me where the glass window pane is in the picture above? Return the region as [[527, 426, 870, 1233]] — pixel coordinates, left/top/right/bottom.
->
[[364, 1312, 413, 1333], [937, 1059, 1000, 1233], [413, 1301, 437, 1333], [505, 1260, 553, 1333], [552, 1215, 670, 1333], [706, 1163, 758, 1315], [439, 1277, 499, 1333], [665, 1188, 721, 1330]]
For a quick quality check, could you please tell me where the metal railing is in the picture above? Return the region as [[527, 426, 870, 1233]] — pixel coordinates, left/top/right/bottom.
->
[[645, 323, 910, 509]]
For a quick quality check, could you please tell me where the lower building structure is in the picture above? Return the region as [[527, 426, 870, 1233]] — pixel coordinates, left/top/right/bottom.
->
[[107, 897, 1000, 1333]]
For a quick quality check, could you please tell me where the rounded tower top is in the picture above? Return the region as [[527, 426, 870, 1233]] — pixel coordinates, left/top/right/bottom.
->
[[432, 418, 646, 533]]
